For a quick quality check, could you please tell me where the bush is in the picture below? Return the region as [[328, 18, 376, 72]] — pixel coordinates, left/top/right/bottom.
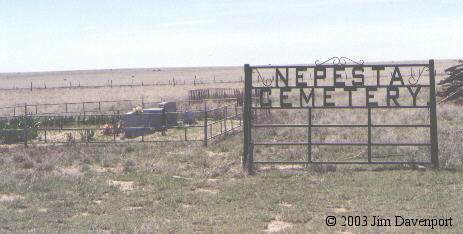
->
[[0, 117, 40, 143]]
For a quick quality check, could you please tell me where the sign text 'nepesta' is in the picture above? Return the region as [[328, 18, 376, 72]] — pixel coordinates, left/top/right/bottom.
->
[[254, 65, 430, 108]]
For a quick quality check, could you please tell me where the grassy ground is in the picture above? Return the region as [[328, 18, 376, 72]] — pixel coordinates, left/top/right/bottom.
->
[[0, 131, 461, 233], [0, 60, 462, 232]]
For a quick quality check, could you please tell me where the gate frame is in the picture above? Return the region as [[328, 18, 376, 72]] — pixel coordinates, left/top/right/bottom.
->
[[242, 59, 439, 173]]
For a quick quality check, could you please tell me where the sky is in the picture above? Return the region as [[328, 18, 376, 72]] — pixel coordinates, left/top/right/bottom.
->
[[0, 0, 462, 72]]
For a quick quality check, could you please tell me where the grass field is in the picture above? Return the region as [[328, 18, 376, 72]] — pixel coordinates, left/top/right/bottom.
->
[[0, 60, 462, 233]]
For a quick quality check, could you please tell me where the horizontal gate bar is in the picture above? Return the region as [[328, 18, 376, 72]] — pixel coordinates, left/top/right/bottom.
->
[[253, 142, 431, 146], [252, 85, 430, 89], [252, 124, 431, 128], [250, 63, 429, 69], [251, 106, 430, 109], [253, 161, 432, 165]]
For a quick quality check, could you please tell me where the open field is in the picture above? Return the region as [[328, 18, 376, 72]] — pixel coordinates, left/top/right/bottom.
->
[[0, 60, 462, 232], [0, 134, 461, 233], [0, 60, 457, 107]]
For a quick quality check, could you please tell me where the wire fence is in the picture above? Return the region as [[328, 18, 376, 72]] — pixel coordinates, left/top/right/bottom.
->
[[0, 101, 242, 146], [0, 97, 240, 118], [0, 77, 243, 91]]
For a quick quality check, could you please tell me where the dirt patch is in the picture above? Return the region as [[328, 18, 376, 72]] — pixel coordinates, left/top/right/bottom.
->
[[259, 165, 305, 171], [90, 164, 124, 174], [38, 208, 48, 213], [279, 202, 293, 208], [206, 151, 226, 157], [57, 165, 83, 177], [195, 188, 219, 194], [330, 207, 350, 213], [107, 163, 124, 174], [91, 165, 107, 173], [265, 220, 293, 233], [107, 180, 135, 191], [123, 206, 143, 211], [0, 194, 24, 202], [182, 204, 193, 209]]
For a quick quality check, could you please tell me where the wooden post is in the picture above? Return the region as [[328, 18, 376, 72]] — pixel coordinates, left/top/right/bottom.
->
[[203, 102, 208, 146], [429, 59, 439, 168], [30, 82, 32, 91]]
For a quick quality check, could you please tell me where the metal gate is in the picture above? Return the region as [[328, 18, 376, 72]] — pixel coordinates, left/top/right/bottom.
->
[[242, 58, 438, 172]]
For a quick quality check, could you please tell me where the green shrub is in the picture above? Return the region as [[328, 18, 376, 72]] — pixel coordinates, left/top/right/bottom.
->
[[0, 117, 40, 143]]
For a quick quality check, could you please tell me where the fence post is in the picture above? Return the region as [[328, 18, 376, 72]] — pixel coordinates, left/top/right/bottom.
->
[[367, 108, 372, 163], [243, 64, 253, 172], [203, 101, 208, 146], [429, 59, 439, 168], [23, 104, 28, 148], [184, 126, 187, 141], [224, 106, 227, 134], [30, 82, 32, 91]]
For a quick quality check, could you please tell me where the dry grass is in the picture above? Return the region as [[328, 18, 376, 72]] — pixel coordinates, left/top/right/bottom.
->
[[0, 60, 462, 232], [0, 135, 461, 232]]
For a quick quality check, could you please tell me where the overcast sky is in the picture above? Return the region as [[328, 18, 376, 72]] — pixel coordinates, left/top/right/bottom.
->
[[1, 0, 462, 72]]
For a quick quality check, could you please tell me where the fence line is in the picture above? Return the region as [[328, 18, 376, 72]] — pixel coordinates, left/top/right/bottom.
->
[[0, 97, 239, 118], [0, 77, 244, 92], [0, 101, 242, 147]]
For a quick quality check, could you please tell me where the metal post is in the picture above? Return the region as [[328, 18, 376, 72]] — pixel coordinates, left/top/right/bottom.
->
[[307, 108, 312, 164], [113, 114, 116, 142], [203, 102, 208, 146], [184, 127, 187, 141], [224, 106, 227, 133], [429, 59, 439, 168], [209, 121, 212, 137], [243, 64, 253, 172], [141, 113, 145, 142], [367, 108, 372, 163], [24, 104, 28, 147]]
